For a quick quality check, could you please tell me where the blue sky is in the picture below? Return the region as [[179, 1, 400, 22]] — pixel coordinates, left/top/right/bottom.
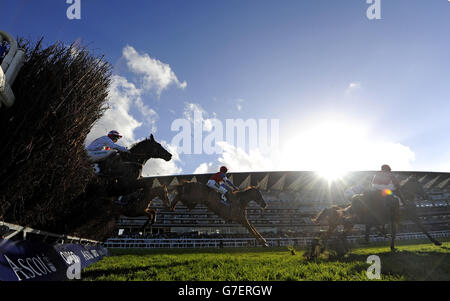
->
[[2, 0, 450, 175]]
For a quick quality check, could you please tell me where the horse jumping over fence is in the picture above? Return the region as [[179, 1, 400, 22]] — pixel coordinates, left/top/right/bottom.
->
[[170, 181, 269, 247], [71, 185, 171, 240]]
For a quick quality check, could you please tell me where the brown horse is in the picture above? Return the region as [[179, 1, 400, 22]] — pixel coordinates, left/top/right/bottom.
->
[[312, 176, 442, 251], [115, 184, 171, 228], [170, 181, 269, 247]]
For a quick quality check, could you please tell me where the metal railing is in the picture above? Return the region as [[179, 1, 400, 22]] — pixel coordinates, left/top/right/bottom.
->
[[104, 230, 450, 249], [0, 221, 104, 246]]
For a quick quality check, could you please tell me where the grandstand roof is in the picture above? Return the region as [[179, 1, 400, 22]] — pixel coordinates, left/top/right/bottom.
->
[[144, 171, 450, 192]]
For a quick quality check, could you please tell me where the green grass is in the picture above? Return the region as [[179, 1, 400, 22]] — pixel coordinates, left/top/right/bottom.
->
[[82, 239, 450, 281]]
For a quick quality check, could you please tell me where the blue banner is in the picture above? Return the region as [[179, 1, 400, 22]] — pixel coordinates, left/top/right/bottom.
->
[[0, 239, 108, 281]]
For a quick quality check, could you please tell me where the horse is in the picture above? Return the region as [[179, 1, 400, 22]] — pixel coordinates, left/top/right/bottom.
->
[[169, 181, 269, 247], [70, 185, 171, 241], [97, 133, 172, 191], [312, 175, 442, 251], [90, 133, 172, 198], [73, 134, 172, 239], [114, 185, 171, 230]]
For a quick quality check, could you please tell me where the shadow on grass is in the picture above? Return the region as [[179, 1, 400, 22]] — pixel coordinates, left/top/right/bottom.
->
[[312, 249, 450, 281], [82, 260, 194, 280]]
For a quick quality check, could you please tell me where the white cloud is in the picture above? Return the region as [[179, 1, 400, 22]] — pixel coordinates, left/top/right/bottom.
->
[[345, 82, 362, 95], [194, 162, 215, 174], [86, 75, 143, 146], [279, 122, 416, 172], [122, 45, 187, 95], [183, 102, 214, 131], [142, 141, 183, 176], [235, 98, 245, 111], [194, 141, 274, 174], [85, 44, 187, 176], [193, 121, 416, 174]]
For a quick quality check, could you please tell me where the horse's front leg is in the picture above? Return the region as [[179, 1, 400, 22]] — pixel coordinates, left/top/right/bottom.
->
[[248, 221, 269, 247], [321, 223, 337, 251], [365, 224, 372, 244], [145, 208, 157, 225], [390, 220, 397, 252], [170, 194, 181, 212], [242, 218, 268, 247]]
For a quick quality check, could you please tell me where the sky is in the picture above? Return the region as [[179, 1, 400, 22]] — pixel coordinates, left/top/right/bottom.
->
[[2, 0, 450, 177]]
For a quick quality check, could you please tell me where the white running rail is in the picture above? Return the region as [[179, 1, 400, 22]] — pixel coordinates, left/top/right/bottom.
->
[[104, 230, 450, 249]]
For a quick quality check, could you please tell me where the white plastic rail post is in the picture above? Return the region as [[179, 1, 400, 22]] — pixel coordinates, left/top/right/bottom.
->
[[0, 30, 25, 108]]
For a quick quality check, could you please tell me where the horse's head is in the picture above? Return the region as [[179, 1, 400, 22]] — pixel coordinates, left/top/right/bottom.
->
[[129, 134, 172, 162], [235, 186, 267, 209], [152, 185, 171, 209], [312, 206, 345, 225]]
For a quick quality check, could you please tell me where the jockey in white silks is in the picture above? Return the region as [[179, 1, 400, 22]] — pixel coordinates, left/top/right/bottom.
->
[[206, 166, 239, 204], [85, 130, 129, 163], [371, 164, 403, 205]]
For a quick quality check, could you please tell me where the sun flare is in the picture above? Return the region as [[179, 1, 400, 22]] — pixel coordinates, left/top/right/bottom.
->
[[317, 169, 347, 182]]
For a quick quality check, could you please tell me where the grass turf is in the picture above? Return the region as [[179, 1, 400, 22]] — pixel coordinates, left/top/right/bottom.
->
[[82, 239, 450, 281]]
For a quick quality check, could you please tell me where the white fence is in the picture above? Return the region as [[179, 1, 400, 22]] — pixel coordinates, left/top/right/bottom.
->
[[0, 221, 104, 245], [104, 230, 450, 249]]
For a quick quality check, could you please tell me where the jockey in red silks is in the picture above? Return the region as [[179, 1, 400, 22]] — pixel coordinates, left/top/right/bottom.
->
[[371, 164, 402, 204], [207, 166, 239, 204]]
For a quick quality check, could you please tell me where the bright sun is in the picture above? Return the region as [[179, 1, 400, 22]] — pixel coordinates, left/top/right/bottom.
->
[[317, 169, 347, 182], [282, 120, 369, 180]]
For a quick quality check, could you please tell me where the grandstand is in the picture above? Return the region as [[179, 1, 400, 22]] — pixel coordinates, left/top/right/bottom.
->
[[106, 171, 450, 247]]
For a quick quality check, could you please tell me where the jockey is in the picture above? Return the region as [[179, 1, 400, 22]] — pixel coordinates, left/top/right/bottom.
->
[[206, 166, 239, 204], [86, 130, 129, 164], [371, 164, 402, 205]]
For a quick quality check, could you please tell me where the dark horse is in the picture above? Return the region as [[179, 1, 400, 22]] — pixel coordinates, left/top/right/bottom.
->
[[96, 133, 172, 196], [312, 176, 442, 251], [170, 181, 269, 247], [71, 185, 170, 241], [77, 134, 172, 239], [98, 134, 172, 189], [113, 185, 171, 230]]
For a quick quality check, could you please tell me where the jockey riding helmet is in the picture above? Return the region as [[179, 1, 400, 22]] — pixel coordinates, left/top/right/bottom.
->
[[381, 164, 391, 172], [220, 166, 228, 173], [108, 130, 123, 140]]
